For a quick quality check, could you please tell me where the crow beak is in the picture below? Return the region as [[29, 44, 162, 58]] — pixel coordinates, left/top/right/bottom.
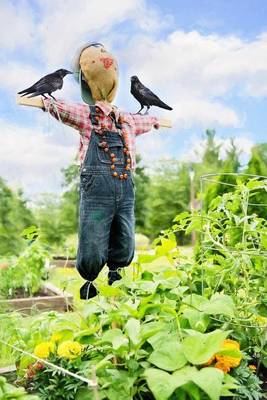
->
[[67, 70, 73, 74]]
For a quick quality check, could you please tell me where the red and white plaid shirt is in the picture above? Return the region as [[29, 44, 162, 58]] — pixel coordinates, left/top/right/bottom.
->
[[43, 99, 160, 170]]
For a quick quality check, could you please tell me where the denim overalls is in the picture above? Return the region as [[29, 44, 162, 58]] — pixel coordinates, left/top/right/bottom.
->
[[76, 105, 135, 297]]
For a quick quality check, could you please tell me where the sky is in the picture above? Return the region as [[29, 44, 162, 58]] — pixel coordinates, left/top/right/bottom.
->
[[0, 0, 267, 203]]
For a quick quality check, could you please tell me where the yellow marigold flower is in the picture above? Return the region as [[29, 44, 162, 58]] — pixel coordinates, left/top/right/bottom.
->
[[253, 315, 267, 326], [34, 342, 54, 359], [57, 341, 82, 360], [249, 365, 256, 372], [51, 332, 63, 343]]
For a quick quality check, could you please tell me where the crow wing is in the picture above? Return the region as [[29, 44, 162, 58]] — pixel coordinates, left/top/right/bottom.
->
[[18, 73, 62, 95], [34, 76, 63, 93], [138, 84, 163, 106]]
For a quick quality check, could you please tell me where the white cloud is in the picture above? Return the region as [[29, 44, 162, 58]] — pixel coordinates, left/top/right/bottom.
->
[[0, 62, 42, 93], [1, 1, 266, 198], [0, 0, 36, 51], [0, 118, 80, 201], [136, 128, 172, 166], [38, 0, 144, 67], [183, 134, 254, 163], [124, 30, 267, 127], [171, 99, 240, 129]]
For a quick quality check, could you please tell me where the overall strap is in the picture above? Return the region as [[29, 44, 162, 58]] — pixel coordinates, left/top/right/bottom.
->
[[89, 105, 123, 133], [89, 105, 98, 127], [110, 111, 122, 131]]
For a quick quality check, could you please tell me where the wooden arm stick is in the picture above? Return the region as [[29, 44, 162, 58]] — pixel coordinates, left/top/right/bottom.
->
[[158, 118, 172, 128], [16, 95, 44, 108]]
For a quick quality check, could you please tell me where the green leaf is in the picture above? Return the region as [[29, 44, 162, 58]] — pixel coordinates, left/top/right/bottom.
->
[[140, 321, 166, 341], [140, 256, 174, 272], [97, 284, 124, 297], [144, 368, 177, 400], [125, 318, 141, 347], [102, 329, 128, 350], [172, 365, 197, 387], [74, 326, 100, 341], [182, 382, 201, 400], [148, 338, 187, 371], [182, 309, 210, 332], [182, 330, 229, 365], [201, 294, 235, 318], [216, 348, 242, 359], [76, 387, 95, 400], [185, 218, 202, 234], [138, 281, 159, 293], [183, 294, 209, 309], [173, 212, 190, 222], [192, 367, 224, 400], [147, 330, 170, 348], [155, 237, 177, 256]]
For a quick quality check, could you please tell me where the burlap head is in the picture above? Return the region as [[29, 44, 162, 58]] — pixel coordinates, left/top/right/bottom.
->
[[74, 43, 118, 104]]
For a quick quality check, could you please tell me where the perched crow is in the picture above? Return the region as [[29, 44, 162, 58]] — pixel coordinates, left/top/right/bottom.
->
[[18, 69, 73, 100], [130, 75, 172, 114]]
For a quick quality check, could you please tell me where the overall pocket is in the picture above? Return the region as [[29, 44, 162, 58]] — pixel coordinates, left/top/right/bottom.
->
[[97, 142, 124, 164], [80, 174, 95, 194]]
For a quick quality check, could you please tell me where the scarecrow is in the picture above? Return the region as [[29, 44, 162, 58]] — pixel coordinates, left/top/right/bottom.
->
[[17, 42, 171, 299]]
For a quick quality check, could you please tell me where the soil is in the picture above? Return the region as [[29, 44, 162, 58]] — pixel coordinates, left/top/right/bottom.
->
[[5, 287, 52, 299], [52, 256, 76, 260]]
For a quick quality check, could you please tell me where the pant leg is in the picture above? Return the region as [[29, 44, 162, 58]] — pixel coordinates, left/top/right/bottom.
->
[[107, 182, 135, 270], [76, 196, 114, 281]]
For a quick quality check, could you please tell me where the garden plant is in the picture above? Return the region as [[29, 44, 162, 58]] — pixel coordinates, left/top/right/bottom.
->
[[0, 178, 266, 399]]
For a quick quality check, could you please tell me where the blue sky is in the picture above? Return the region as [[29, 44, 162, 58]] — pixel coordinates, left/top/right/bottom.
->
[[0, 0, 267, 201]]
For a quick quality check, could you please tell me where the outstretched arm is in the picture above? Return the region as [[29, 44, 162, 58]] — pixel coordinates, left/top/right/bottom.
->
[[16, 96, 90, 131], [121, 112, 171, 136]]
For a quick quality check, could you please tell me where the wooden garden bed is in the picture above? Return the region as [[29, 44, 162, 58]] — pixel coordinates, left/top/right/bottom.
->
[[51, 256, 76, 268], [0, 283, 73, 314]]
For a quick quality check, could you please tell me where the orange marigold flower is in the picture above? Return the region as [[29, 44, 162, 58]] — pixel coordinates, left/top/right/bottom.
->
[[202, 338, 242, 373], [204, 355, 216, 366], [216, 354, 241, 368], [215, 361, 231, 374]]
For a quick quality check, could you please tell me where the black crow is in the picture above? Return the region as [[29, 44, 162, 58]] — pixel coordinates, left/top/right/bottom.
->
[[18, 69, 73, 100], [130, 75, 172, 114]]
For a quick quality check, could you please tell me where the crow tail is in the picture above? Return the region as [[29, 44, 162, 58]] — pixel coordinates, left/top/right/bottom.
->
[[17, 86, 34, 95], [158, 100, 173, 110]]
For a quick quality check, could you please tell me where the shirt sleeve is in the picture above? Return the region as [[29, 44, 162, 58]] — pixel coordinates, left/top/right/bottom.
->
[[122, 113, 160, 136], [43, 98, 90, 132]]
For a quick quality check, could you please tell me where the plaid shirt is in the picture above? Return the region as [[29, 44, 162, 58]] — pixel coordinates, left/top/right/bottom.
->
[[43, 99, 160, 170]]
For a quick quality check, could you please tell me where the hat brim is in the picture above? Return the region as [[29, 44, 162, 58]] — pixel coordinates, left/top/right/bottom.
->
[[79, 69, 95, 105]]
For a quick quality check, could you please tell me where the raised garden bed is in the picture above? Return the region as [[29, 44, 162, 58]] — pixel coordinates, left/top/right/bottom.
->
[[51, 256, 76, 268], [0, 283, 73, 314]]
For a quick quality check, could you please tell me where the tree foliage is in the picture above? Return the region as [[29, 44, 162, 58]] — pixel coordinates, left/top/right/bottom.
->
[[0, 178, 35, 256]]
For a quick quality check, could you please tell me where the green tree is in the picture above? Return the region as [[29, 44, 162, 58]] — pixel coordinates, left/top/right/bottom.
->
[[193, 129, 223, 187], [59, 162, 80, 235], [0, 178, 35, 256], [203, 139, 241, 208], [246, 143, 267, 218], [246, 143, 267, 177], [33, 193, 66, 248], [146, 160, 191, 240], [134, 154, 150, 233]]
